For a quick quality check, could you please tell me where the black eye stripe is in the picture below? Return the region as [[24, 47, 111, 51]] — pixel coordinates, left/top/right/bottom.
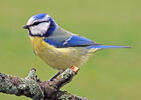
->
[[32, 22, 41, 26], [31, 21, 50, 26]]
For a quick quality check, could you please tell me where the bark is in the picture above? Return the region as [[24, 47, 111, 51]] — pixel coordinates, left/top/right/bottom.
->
[[0, 67, 88, 100]]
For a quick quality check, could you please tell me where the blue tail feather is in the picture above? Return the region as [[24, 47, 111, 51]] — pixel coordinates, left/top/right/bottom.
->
[[87, 45, 131, 49]]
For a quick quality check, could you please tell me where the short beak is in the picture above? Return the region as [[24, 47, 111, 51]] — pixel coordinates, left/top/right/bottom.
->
[[23, 25, 29, 29]]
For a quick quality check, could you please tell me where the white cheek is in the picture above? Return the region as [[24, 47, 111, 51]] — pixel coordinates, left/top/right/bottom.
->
[[30, 22, 50, 36]]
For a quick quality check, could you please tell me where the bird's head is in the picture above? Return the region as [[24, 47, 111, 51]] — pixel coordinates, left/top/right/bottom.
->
[[23, 13, 57, 37]]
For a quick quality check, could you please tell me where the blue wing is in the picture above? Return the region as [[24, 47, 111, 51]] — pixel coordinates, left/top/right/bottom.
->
[[44, 35, 131, 49], [44, 35, 95, 48]]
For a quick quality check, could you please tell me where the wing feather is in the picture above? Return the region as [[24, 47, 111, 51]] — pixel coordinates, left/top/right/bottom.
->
[[44, 35, 95, 48]]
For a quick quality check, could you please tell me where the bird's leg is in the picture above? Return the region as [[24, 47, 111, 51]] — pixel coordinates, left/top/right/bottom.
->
[[48, 70, 64, 81], [48, 72, 60, 81]]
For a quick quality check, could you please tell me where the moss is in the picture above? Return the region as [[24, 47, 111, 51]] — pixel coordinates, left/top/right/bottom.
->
[[61, 69, 73, 80], [0, 74, 18, 94], [28, 80, 44, 100], [0, 69, 88, 100]]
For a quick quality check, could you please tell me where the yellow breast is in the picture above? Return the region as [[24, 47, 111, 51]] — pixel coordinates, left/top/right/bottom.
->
[[29, 37, 93, 70]]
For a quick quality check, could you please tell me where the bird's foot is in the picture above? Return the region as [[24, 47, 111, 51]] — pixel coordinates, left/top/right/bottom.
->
[[48, 66, 79, 81], [70, 66, 79, 73]]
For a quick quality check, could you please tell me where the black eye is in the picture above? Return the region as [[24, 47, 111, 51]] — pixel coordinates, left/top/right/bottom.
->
[[32, 22, 41, 26]]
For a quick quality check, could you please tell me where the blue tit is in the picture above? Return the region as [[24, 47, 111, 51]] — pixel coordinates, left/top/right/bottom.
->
[[23, 13, 130, 73]]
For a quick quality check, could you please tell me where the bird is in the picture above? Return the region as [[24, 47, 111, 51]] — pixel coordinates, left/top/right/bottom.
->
[[23, 13, 130, 80]]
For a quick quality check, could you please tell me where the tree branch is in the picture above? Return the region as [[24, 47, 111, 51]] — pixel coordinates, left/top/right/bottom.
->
[[0, 66, 88, 100]]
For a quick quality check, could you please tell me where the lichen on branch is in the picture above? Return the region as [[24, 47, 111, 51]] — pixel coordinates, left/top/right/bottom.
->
[[0, 67, 88, 100]]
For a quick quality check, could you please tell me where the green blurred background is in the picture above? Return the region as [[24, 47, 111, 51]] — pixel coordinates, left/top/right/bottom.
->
[[0, 0, 140, 100]]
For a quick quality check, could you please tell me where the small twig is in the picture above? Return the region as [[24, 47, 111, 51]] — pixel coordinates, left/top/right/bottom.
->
[[0, 67, 88, 100]]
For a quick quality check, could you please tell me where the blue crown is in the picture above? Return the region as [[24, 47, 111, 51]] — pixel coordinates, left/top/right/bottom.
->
[[33, 13, 47, 20]]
